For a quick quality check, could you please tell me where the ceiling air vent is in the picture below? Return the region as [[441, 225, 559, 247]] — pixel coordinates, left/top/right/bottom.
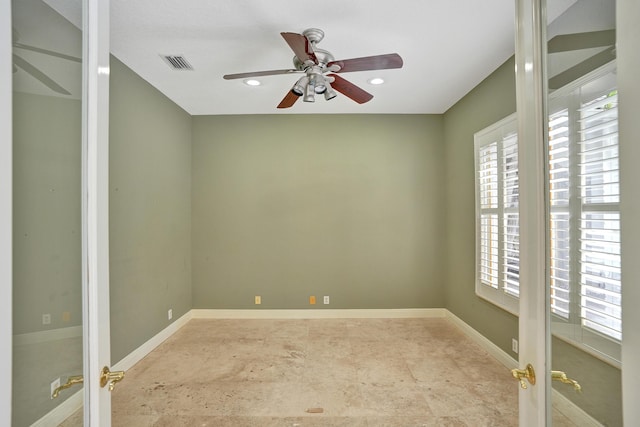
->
[[161, 55, 194, 70]]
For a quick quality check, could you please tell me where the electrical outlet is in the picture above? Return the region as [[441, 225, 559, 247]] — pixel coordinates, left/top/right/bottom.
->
[[309, 296, 316, 305], [50, 377, 60, 399], [168, 309, 173, 320], [512, 338, 519, 354], [42, 314, 51, 325], [323, 296, 330, 305], [62, 311, 71, 322], [255, 295, 261, 305]]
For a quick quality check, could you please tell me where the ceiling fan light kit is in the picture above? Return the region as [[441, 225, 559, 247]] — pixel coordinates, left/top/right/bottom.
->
[[223, 28, 403, 109]]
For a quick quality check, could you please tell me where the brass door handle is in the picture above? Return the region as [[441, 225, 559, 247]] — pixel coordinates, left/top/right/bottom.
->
[[52, 375, 83, 399], [511, 363, 536, 389], [100, 366, 125, 391], [552, 370, 581, 392]]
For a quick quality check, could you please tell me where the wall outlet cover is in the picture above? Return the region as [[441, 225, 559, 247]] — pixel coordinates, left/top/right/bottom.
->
[[255, 296, 261, 305], [50, 378, 60, 399], [168, 309, 173, 320], [309, 296, 316, 305], [42, 313, 51, 325], [323, 296, 330, 304]]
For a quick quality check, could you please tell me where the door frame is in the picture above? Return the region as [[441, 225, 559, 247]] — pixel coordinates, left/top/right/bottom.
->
[[1, 0, 112, 424], [0, 0, 13, 425], [516, 0, 640, 425], [82, 0, 112, 424], [619, 0, 640, 422], [514, 0, 550, 424]]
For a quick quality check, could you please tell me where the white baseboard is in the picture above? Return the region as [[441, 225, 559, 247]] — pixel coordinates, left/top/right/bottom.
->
[[445, 310, 518, 369], [191, 308, 447, 319], [14, 325, 82, 346], [30, 389, 82, 427], [445, 311, 603, 427], [112, 310, 192, 372], [35, 312, 191, 426], [551, 390, 603, 427]]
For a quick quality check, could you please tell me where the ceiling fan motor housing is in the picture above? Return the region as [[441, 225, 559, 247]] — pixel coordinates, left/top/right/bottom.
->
[[293, 48, 335, 70], [302, 28, 325, 44]]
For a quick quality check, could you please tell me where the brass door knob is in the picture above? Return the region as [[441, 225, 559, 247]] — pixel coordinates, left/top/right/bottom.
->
[[100, 366, 125, 391], [551, 370, 581, 392], [511, 363, 536, 389], [52, 375, 84, 399]]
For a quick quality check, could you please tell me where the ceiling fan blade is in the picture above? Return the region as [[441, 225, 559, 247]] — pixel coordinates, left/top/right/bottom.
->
[[281, 32, 317, 64], [13, 54, 71, 95], [549, 46, 616, 90], [328, 74, 373, 104], [277, 90, 300, 109], [328, 53, 403, 73], [223, 69, 300, 80], [13, 42, 82, 63], [548, 30, 615, 54]]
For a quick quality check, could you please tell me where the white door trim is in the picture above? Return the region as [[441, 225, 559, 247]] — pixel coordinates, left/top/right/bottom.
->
[[82, 0, 111, 424], [514, 0, 550, 425], [0, 0, 13, 425], [618, 0, 640, 423]]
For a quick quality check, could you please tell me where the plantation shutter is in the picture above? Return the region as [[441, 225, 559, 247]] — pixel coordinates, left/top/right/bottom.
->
[[578, 90, 622, 341]]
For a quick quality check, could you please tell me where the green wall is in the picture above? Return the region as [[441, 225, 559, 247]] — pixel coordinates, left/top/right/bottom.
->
[[442, 57, 519, 356], [191, 114, 445, 309], [109, 56, 192, 363]]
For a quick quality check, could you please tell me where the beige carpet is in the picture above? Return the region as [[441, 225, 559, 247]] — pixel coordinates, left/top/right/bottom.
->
[[63, 317, 577, 426]]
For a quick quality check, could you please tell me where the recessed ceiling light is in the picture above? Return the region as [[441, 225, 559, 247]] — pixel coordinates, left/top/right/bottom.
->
[[244, 79, 261, 86], [368, 78, 385, 85]]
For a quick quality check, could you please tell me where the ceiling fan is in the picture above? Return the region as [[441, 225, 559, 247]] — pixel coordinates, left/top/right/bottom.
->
[[12, 28, 81, 96], [223, 28, 403, 109]]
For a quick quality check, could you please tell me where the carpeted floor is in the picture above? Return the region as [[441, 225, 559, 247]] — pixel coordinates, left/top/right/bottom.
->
[[62, 317, 577, 426]]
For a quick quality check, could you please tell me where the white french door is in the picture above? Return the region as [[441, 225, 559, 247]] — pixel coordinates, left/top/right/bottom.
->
[[83, 0, 113, 424], [514, 0, 549, 424], [516, 0, 639, 425], [2, 0, 113, 425], [618, 1, 640, 422]]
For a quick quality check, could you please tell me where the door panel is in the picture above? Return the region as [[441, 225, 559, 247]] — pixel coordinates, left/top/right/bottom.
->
[[546, 1, 622, 425], [9, 0, 113, 425], [12, 0, 84, 425], [618, 1, 640, 423], [517, 0, 625, 425]]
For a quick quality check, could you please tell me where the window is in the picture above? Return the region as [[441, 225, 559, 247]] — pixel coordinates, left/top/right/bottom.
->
[[474, 64, 621, 363], [474, 116, 519, 314], [577, 91, 621, 341]]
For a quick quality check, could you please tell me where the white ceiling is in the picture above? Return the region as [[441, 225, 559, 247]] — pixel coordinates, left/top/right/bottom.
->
[[108, 0, 518, 115], [33, 0, 592, 116]]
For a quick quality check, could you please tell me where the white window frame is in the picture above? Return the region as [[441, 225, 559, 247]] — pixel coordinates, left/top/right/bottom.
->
[[474, 114, 520, 315], [474, 62, 621, 365]]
